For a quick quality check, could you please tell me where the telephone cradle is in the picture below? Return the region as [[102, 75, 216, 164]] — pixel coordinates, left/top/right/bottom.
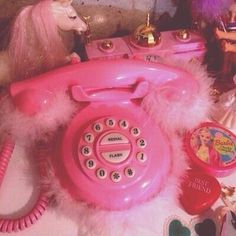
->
[[85, 30, 206, 63], [0, 58, 210, 233]]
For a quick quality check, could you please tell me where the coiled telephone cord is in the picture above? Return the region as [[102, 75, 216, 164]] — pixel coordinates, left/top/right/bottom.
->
[[0, 137, 49, 233]]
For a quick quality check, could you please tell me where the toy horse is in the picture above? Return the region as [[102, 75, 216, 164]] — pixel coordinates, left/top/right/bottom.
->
[[0, 0, 87, 84]]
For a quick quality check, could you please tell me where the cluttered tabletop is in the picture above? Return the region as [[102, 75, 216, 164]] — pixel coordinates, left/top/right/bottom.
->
[[0, 0, 236, 236]]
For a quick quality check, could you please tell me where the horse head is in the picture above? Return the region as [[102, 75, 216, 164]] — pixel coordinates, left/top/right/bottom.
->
[[6, 0, 88, 81], [51, 0, 88, 34]]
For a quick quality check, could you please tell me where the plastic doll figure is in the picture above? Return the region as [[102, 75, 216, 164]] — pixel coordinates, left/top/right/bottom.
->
[[215, 3, 236, 51], [212, 3, 236, 129], [196, 128, 212, 163], [221, 184, 236, 213], [215, 3, 236, 84], [220, 184, 236, 235], [227, 2, 236, 31], [215, 29, 236, 52], [195, 128, 221, 167]]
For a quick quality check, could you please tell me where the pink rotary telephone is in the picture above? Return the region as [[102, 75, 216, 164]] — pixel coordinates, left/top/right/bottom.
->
[[0, 59, 199, 232]]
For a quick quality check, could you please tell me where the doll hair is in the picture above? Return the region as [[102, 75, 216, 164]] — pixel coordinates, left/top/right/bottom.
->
[[8, 0, 69, 81], [191, 0, 234, 21]]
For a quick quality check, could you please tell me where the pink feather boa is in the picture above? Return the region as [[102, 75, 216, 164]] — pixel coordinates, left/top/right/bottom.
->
[[0, 91, 77, 146]]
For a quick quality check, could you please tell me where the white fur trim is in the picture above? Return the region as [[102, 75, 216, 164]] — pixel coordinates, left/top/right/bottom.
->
[[42, 134, 188, 236], [142, 59, 213, 134], [0, 91, 77, 146]]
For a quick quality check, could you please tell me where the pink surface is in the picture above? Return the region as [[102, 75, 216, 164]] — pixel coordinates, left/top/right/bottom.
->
[[85, 37, 132, 60], [85, 30, 206, 62]]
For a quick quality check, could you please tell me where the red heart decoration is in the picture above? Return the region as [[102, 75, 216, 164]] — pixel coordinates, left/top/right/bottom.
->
[[179, 169, 221, 215]]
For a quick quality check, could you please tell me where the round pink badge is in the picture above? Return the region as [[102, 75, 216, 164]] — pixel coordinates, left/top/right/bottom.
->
[[184, 122, 236, 177]]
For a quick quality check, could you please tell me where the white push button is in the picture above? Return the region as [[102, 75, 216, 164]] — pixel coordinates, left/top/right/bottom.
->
[[137, 138, 147, 148], [111, 171, 122, 183], [96, 168, 107, 179], [86, 159, 96, 169], [100, 133, 129, 145], [130, 127, 141, 137], [136, 152, 147, 163], [93, 123, 103, 132], [101, 150, 130, 163], [81, 146, 92, 156], [105, 118, 116, 127], [84, 133, 95, 143], [119, 120, 129, 129], [124, 167, 135, 178]]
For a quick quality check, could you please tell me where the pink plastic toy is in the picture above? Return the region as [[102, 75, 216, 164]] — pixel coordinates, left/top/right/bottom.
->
[[185, 122, 236, 177], [219, 184, 236, 235], [0, 0, 87, 84], [52, 61, 206, 210], [0, 59, 212, 234], [85, 30, 205, 63]]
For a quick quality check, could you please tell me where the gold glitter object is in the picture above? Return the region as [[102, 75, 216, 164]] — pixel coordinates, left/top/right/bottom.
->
[[101, 40, 114, 50], [176, 29, 190, 41], [131, 13, 161, 48]]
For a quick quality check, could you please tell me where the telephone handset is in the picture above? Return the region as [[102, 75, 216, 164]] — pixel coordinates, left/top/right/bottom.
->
[[0, 59, 200, 232]]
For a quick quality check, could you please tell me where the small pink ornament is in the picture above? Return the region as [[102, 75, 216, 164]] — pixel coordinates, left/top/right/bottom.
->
[[184, 122, 236, 177]]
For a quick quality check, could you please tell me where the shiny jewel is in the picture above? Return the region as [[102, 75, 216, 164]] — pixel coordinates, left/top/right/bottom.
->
[[176, 29, 190, 41], [101, 40, 114, 50], [131, 13, 161, 48]]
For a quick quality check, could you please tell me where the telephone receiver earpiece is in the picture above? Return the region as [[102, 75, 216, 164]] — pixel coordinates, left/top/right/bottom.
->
[[12, 89, 54, 116]]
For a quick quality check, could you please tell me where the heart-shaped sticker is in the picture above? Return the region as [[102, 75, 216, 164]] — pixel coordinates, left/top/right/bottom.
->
[[179, 169, 221, 215], [195, 218, 216, 236], [168, 219, 191, 236]]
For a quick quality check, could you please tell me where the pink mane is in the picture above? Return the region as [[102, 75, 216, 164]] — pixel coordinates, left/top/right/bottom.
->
[[8, 0, 68, 80]]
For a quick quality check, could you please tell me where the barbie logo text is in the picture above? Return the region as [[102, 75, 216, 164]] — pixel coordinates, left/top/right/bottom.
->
[[214, 137, 234, 154]]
